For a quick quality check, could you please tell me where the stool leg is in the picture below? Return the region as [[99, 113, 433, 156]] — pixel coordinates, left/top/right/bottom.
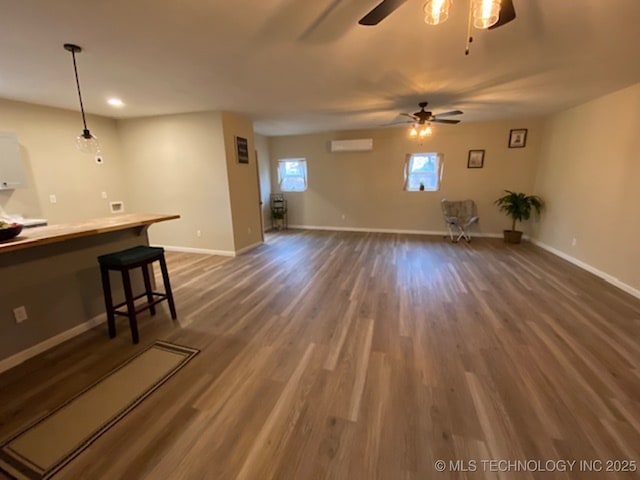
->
[[100, 265, 116, 339], [122, 268, 139, 344], [142, 264, 156, 316], [159, 254, 177, 320]]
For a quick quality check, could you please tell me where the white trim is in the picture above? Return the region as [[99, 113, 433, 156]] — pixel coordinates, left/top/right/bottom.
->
[[235, 241, 263, 255], [531, 239, 640, 300], [161, 245, 235, 257], [287, 224, 504, 238], [0, 314, 107, 374]]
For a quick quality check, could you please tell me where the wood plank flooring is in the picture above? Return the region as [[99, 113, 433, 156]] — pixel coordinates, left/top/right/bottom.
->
[[1, 230, 639, 479]]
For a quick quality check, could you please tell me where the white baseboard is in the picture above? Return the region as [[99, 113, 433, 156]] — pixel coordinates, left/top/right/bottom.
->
[[161, 245, 235, 257], [287, 224, 504, 238], [0, 314, 107, 374], [531, 239, 640, 300], [235, 241, 263, 255]]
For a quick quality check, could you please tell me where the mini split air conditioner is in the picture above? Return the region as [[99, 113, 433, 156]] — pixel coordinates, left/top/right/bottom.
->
[[329, 138, 373, 153]]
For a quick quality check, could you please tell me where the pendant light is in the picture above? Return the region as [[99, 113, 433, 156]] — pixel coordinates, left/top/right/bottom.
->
[[64, 43, 100, 155]]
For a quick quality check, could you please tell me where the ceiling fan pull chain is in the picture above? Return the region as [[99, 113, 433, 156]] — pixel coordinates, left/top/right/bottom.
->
[[465, 0, 474, 55]]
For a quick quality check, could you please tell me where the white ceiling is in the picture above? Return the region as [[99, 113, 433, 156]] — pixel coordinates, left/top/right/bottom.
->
[[1, 0, 639, 136]]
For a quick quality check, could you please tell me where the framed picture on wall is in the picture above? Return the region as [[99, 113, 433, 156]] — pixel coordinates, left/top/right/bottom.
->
[[467, 149, 485, 169], [235, 136, 249, 164], [508, 129, 528, 148]]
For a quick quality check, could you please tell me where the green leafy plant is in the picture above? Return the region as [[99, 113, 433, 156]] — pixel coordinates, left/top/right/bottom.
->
[[495, 190, 543, 232], [271, 208, 286, 220]]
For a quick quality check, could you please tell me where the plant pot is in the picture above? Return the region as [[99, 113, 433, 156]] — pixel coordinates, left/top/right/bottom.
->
[[503, 230, 523, 244]]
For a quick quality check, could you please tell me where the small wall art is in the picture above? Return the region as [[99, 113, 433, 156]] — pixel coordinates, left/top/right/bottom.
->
[[467, 149, 485, 169], [508, 129, 528, 148], [235, 136, 249, 164]]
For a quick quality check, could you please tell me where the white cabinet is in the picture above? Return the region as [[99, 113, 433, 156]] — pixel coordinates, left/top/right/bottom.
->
[[0, 132, 27, 190]]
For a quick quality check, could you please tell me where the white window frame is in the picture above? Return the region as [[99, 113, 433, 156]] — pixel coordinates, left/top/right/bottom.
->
[[403, 153, 444, 192], [277, 158, 308, 192]]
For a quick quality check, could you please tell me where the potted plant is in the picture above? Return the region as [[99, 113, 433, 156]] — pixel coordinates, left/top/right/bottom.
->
[[271, 205, 287, 230], [495, 190, 543, 244]]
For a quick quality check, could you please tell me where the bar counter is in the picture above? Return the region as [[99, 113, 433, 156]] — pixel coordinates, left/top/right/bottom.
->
[[0, 213, 179, 254], [0, 213, 180, 370]]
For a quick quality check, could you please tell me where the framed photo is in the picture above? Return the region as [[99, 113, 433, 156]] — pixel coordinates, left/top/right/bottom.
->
[[467, 149, 485, 169], [509, 129, 528, 148], [235, 136, 249, 164]]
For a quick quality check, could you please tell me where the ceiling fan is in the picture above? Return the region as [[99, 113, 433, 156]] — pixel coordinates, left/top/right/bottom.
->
[[359, 0, 516, 29], [399, 102, 463, 125], [390, 101, 463, 138]]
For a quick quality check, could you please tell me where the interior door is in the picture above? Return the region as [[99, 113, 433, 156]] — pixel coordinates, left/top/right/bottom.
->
[[255, 150, 265, 241]]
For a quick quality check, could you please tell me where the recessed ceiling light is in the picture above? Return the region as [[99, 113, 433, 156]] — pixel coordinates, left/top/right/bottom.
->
[[107, 98, 124, 107]]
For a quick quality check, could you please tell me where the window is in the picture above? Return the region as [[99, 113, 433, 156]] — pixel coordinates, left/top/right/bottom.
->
[[404, 153, 443, 191], [278, 158, 308, 192]]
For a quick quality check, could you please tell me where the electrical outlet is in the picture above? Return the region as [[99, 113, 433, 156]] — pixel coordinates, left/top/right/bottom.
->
[[196, 230, 201, 238], [101, 191, 108, 199], [248, 227, 252, 234], [49, 194, 57, 204], [341, 214, 346, 220], [571, 237, 577, 247], [13, 306, 28, 323]]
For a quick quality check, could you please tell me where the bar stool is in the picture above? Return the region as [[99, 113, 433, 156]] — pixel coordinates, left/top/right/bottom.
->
[[98, 245, 177, 344]]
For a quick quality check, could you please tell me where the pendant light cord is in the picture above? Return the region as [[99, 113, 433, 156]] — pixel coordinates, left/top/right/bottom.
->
[[69, 49, 89, 132]]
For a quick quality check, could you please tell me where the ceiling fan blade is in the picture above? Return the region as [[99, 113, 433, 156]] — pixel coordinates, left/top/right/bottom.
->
[[400, 112, 418, 119], [432, 118, 461, 124], [381, 120, 413, 126], [488, 0, 516, 29], [358, 0, 408, 26], [434, 110, 463, 117]]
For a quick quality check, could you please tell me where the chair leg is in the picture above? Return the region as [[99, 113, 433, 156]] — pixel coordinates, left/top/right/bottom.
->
[[142, 264, 156, 316], [100, 265, 116, 339], [159, 254, 177, 320], [121, 268, 139, 344], [446, 224, 455, 242]]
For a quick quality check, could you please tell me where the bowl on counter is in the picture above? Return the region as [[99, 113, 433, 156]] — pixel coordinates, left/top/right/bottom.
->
[[0, 222, 23, 241]]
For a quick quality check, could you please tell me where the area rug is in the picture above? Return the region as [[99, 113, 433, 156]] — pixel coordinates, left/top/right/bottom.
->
[[0, 341, 199, 480]]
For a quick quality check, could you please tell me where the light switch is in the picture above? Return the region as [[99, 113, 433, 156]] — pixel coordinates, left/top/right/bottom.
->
[[49, 194, 57, 204]]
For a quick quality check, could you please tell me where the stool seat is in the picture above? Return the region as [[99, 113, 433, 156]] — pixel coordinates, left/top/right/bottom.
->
[[98, 245, 177, 344], [98, 246, 165, 268]]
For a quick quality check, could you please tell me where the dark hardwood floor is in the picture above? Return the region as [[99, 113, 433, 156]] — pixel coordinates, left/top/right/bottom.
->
[[0, 230, 638, 479]]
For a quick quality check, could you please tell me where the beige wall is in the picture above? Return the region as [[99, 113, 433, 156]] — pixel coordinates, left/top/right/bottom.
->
[[268, 119, 543, 234], [255, 133, 272, 231], [533, 82, 640, 292], [0, 98, 128, 223], [221, 112, 263, 251], [117, 112, 235, 253]]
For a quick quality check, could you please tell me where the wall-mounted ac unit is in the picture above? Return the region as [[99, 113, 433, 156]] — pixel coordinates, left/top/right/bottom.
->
[[329, 138, 373, 153]]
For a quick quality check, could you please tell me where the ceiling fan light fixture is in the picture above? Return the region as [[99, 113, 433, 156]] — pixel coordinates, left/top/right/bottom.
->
[[472, 0, 501, 29], [64, 43, 101, 155], [409, 126, 419, 137], [423, 0, 450, 25], [418, 124, 433, 137]]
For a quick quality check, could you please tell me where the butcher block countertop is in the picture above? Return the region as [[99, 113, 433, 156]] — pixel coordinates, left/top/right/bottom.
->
[[0, 213, 180, 254]]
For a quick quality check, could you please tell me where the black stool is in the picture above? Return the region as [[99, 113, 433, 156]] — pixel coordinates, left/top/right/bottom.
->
[[98, 245, 177, 344]]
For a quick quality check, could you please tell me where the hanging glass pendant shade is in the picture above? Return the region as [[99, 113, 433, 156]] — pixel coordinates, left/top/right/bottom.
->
[[64, 43, 101, 155], [76, 128, 100, 155]]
